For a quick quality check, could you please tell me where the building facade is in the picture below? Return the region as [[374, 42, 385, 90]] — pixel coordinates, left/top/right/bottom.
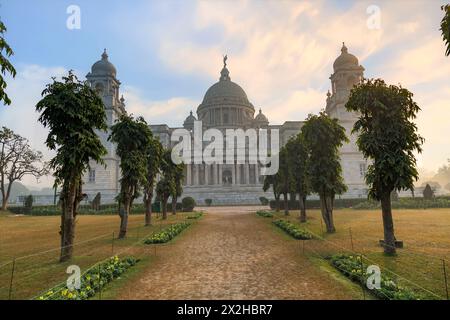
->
[[82, 44, 368, 205]]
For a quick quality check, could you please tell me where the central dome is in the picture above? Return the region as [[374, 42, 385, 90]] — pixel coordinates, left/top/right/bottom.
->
[[197, 57, 255, 128]]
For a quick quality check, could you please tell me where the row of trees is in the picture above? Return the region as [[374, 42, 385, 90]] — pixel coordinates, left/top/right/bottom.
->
[[36, 72, 184, 262], [265, 78, 424, 255], [263, 112, 347, 233]]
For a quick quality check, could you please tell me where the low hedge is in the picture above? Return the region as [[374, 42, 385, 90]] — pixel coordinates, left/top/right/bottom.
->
[[37, 256, 138, 300], [353, 197, 450, 210], [186, 212, 203, 220], [256, 210, 273, 218], [329, 254, 423, 300], [272, 219, 313, 240], [8, 202, 182, 216], [269, 198, 368, 210], [143, 222, 191, 244]]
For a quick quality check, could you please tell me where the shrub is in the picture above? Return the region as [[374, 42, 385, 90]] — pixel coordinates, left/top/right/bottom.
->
[[143, 222, 191, 244], [186, 212, 203, 219], [272, 219, 313, 239], [259, 197, 269, 205], [182, 197, 196, 212], [205, 199, 212, 206], [329, 254, 423, 300], [24, 195, 33, 214], [423, 184, 434, 200], [353, 197, 450, 210], [269, 198, 369, 210], [37, 256, 138, 300], [256, 210, 273, 218]]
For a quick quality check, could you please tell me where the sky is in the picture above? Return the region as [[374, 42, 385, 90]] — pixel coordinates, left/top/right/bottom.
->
[[0, 0, 449, 188]]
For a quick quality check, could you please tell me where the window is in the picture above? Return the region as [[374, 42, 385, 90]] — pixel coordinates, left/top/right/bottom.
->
[[88, 169, 96, 183], [359, 163, 366, 178]]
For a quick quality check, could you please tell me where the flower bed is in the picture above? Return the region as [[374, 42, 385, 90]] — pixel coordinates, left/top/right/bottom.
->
[[186, 212, 203, 220], [272, 219, 312, 239], [329, 254, 424, 300], [256, 210, 273, 218], [37, 256, 138, 300], [143, 222, 191, 244]]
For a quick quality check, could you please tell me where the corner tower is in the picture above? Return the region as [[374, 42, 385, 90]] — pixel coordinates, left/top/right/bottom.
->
[[325, 43, 368, 198], [83, 50, 126, 202]]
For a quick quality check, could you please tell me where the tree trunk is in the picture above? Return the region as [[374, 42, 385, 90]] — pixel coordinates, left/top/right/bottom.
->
[[60, 183, 76, 262], [283, 193, 289, 215], [171, 196, 177, 215], [118, 198, 130, 239], [299, 194, 307, 223], [144, 191, 153, 226], [275, 195, 280, 212], [1, 195, 6, 211], [162, 197, 168, 220], [380, 191, 396, 255], [320, 194, 336, 233]]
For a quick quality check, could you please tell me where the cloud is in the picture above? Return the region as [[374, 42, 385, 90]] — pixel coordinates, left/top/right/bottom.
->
[[122, 85, 197, 127]]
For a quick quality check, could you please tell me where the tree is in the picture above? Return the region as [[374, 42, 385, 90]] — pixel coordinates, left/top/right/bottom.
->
[[0, 127, 47, 210], [109, 114, 152, 238], [156, 177, 175, 220], [36, 71, 107, 262], [441, 4, 450, 56], [302, 112, 348, 233], [423, 183, 434, 199], [0, 19, 16, 106], [277, 147, 291, 215], [346, 78, 424, 255], [263, 173, 281, 212], [286, 134, 310, 222], [171, 162, 184, 215], [142, 135, 163, 226]]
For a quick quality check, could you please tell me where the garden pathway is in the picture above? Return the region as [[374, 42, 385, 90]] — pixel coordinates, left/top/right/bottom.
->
[[118, 206, 357, 299]]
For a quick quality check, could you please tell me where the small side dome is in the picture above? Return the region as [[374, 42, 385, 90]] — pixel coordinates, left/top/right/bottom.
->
[[91, 49, 117, 77], [183, 111, 197, 129], [333, 43, 359, 71], [254, 108, 269, 124]]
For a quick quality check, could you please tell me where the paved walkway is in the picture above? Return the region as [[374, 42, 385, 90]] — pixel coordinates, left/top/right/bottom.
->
[[119, 206, 355, 299]]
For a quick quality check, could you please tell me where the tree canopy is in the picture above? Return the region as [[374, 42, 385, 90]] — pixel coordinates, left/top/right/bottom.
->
[[0, 19, 16, 106], [36, 70, 107, 261], [441, 4, 450, 56], [346, 78, 424, 200]]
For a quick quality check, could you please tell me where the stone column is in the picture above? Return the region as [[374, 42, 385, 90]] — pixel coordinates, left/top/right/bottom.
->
[[236, 164, 241, 185], [194, 164, 199, 185], [205, 164, 209, 185], [186, 164, 191, 186], [245, 163, 250, 185], [232, 163, 236, 185], [218, 164, 222, 185]]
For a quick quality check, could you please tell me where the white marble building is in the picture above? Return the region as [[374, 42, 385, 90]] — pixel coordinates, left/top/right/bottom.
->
[[82, 44, 368, 205]]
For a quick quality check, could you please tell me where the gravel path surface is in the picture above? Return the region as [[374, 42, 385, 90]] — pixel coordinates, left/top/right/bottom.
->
[[119, 207, 356, 299]]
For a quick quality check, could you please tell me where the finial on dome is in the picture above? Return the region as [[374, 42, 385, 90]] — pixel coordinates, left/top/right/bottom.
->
[[223, 54, 228, 68], [102, 48, 108, 60], [220, 55, 230, 81], [341, 42, 348, 53], [190, 110, 193, 115], [259, 108, 262, 113]]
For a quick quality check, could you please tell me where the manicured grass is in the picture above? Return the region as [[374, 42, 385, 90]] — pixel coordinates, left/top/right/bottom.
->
[[0, 211, 192, 300], [268, 208, 450, 299]]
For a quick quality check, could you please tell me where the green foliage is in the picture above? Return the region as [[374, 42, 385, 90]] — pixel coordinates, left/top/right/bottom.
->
[[269, 198, 369, 210], [272, 219, 313, 239], [186, 212, 203, 219], [423, 184, 434, 200], [330, 254, 423, 300], [353, 197, 450, 209], [23, 195, 33, 213], [0, 20, 17, 106], [285, 134, 309, 198], [181, 196, 196, 212], [143, 222, 191, 244], [109, 114, 152, 208], [37, 256, 138, 300], [259, 196, 269, 205], [302, 112, 348, 198], [346, 78, 424, 201], [156, 177, 175, 203], [205, 198, 212, 206], [256, 210, 273, 218], [441, 4, 450, 56]]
